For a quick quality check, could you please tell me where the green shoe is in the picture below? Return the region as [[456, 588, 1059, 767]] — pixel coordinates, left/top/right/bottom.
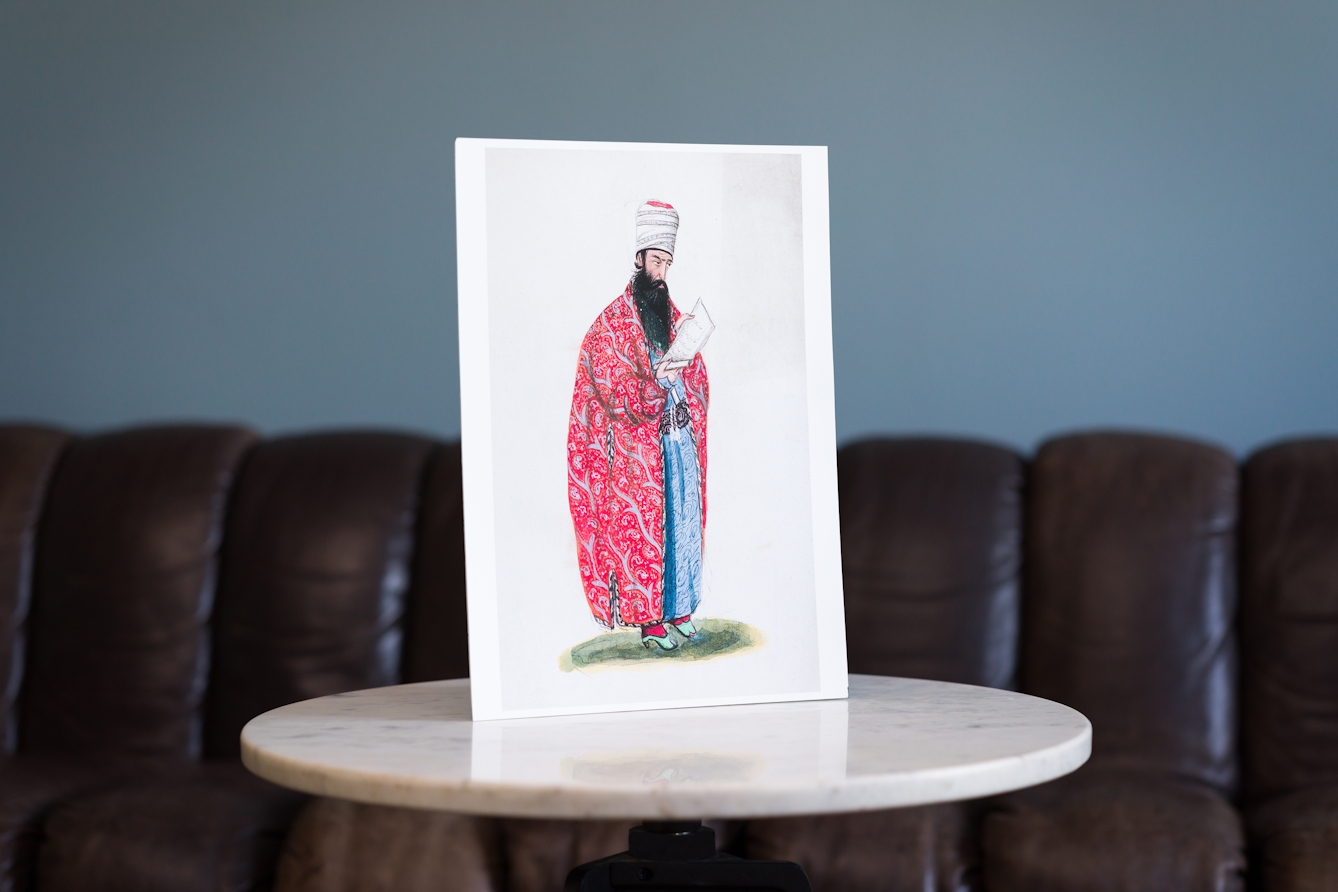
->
[[641, 624, 678, 650], [669, 617, 697, 638]]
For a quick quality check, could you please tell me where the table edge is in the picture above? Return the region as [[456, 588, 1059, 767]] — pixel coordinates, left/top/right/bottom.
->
[[240, 678, 1092, 819]]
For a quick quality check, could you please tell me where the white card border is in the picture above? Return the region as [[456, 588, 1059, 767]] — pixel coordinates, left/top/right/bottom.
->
[[456, 137, 847, 721]]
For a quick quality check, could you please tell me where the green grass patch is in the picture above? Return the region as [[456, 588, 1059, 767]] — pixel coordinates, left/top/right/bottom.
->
[[559, 617, 764, 673]]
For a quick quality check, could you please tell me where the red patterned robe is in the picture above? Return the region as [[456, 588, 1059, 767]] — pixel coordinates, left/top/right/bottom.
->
[[567, 285, 709, 627]]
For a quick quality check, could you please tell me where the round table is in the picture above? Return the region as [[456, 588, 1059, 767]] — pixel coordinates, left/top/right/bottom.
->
[[243, 674, 1089, 890]]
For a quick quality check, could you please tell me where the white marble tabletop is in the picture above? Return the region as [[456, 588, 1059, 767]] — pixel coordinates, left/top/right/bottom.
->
[[241, 675, 1090, 819]]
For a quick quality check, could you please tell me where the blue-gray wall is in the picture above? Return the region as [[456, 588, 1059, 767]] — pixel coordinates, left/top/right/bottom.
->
[[3, 1, 1335, 454]]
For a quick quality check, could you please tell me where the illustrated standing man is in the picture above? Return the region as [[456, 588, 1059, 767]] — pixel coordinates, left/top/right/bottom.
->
[[567, 201, 709, 650]]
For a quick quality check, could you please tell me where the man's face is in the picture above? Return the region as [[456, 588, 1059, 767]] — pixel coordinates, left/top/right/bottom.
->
[[639, 249, 673, 283]]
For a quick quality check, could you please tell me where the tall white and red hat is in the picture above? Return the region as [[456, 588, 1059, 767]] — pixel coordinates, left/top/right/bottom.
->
[[635, 200, 679, 257]]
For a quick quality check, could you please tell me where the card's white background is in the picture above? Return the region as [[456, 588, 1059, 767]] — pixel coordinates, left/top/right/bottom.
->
[[484, 147, 821, 713]]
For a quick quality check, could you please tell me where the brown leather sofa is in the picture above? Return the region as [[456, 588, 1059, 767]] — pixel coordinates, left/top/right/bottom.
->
[[0, 423, 1333, 891]]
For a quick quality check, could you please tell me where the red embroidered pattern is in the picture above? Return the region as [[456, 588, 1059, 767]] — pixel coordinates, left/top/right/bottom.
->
[[567, 286, 709, 627]]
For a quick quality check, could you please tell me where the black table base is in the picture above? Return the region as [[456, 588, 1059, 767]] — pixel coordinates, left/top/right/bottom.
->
[[564, 821, 813, 892]]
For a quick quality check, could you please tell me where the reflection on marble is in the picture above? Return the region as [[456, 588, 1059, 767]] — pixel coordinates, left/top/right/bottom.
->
[[561, 751, 767, 786], [241, 675, 1091, 819]]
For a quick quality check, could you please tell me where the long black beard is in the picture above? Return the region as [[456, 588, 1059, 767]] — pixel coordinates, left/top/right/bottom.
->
[[632, 268, 672, 354]]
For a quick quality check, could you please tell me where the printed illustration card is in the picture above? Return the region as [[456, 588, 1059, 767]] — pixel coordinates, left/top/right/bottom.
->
[[455, 138, 846, 720]]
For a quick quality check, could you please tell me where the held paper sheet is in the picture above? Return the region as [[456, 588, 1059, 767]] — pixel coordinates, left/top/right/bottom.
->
[[660, 299, 715, 370]]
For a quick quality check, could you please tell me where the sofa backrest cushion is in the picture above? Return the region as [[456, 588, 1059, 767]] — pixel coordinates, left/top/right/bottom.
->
[[838, 438, 1023, 689], [203, 432, 436, 758], [1021, 432, 1238, 791], [1240, 439, 1338, 802], [0, 426, 70, 752], [20, 425, 256, 758], [401, 443, 469, 683]]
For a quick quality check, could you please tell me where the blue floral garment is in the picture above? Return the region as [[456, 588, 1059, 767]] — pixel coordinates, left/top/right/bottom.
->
[[659, 373, 704, 622]]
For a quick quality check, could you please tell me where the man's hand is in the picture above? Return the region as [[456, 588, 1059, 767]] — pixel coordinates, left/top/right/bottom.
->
[[653, 357, 680, 384], [653, 314, 695, 383], [652, 315, 697, 383]]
